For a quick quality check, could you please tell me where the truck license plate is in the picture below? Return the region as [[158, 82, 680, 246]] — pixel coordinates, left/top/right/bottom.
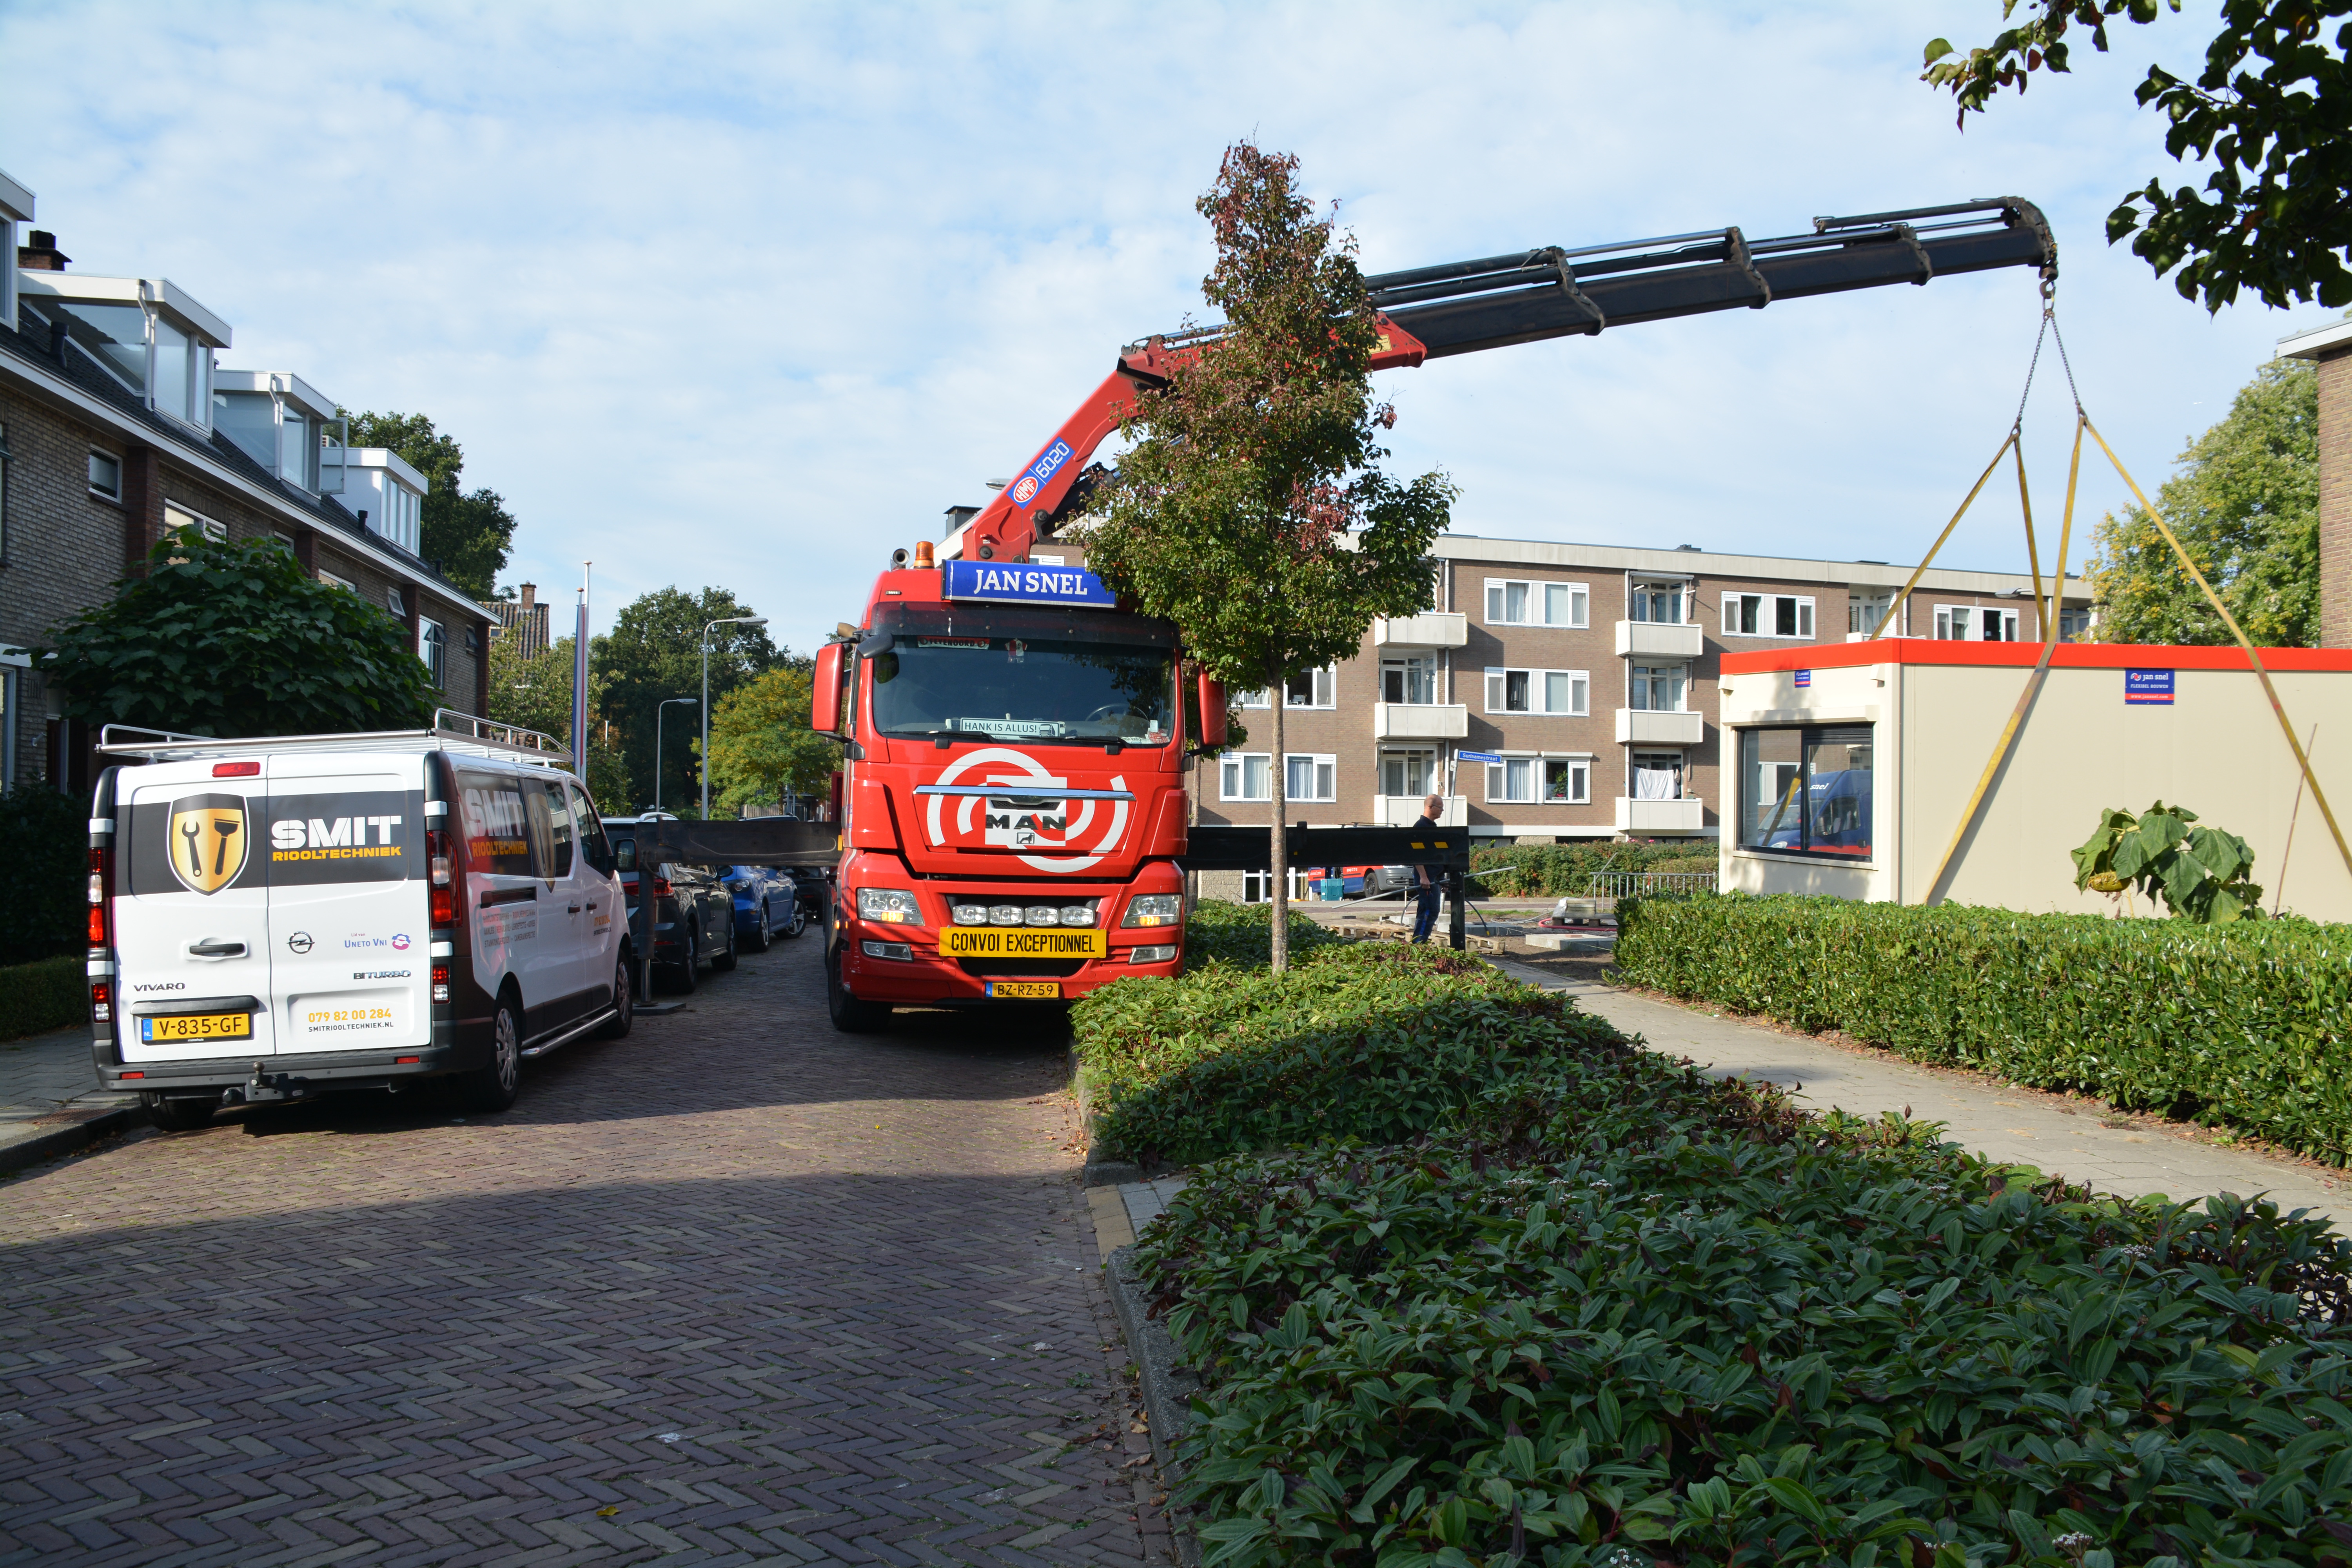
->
[[141, 1012, 252, 1042], [942, 927, 1105, 958], [986, 980, 1061, 1000]]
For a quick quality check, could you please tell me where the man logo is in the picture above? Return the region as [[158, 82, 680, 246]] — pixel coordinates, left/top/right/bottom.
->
[[167, 794, 249, 895]]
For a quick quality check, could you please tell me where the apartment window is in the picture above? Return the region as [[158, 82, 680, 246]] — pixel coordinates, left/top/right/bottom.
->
[[387, 587, 407, 619], [1486, 755, 1541, 803], [1283, 666, 1336, 708], [1380, 653, 1436, 705], [1284, 754, 1336, 802], [1849, 590, 1896, 637], [1724, 592, 1815, 639], [1628, 663, 1687, 711], [1485, 579, 1588, 627], [1627, 581, 1685, 624], [1220, 753, 1270, 801], [319, 570, 355, 592], [420, 617, 447, 690], [1484, 667, 1588, 716], [1630, 750, 1686, 801], [2058, 607, 2093, 642], [152, 318, 193, 424], [1379, 748, 1437, 799], [88, 450, 122, 502], [281, 411, 316, 490], [1739, 723, 1873, 860], [1934, 605, 2018, 642], [163, 503, 226, 543], [1545, 758, 1591, 804]]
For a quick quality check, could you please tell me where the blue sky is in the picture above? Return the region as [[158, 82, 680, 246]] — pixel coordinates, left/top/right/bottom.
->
[[1, 2, 2321, 655]]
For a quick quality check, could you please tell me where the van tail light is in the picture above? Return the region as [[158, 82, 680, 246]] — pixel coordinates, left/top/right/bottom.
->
[[87, 847, 110, 947], [427, 828, 454, 926], [90, 979, 112, 1024], [431, 963, 450, 1004]]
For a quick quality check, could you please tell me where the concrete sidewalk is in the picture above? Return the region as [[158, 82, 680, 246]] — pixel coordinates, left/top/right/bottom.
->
[[0, 1022, 133, 1174], [1492, 956, 2347, 1229]]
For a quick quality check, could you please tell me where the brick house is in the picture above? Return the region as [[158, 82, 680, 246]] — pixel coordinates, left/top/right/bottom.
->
[[0, 171, 491, 794]]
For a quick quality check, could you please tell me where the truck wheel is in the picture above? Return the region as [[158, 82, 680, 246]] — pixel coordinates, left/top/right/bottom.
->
[[142, 1093, 215, 1132], [666, 932, 699, 993], [596, 954, 634, 1039], [827, 948, 888, 1033], [459, 996, 523, 1113], [713, 920, 739, 973]]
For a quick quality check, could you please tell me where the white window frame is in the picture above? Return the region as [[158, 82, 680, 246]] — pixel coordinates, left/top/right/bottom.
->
[[88, 449, 122, 502], [1934, 604, 2019, 642], [1281, 665, 1337, 709], [1629, 749, 1691, 800], [1378, 747, 1439, 799], [163, 502, 226, 543], [1485, 754, 1544, 804], [1544, 755, 1593, 805], [1627, 662, 1689, 713], [1485, 578, 1589, 628], [1220, 752, 1271, 802], [1379, 653, 1438, 706], [1283, 753, 1337, 802], [1625, 579, 1689, 625], [1723, 592, 1816, 640], [420, 616, 447, 690], [318, 570, 355, 592], [1848, 590, 1897, 637], [2057, 606, 2093, 643], [387, 587, 407, 619], [1483, 666, 1589, 716]]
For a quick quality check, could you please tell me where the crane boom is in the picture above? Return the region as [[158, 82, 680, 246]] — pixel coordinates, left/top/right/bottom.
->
[[947, 196, 2055, 566]]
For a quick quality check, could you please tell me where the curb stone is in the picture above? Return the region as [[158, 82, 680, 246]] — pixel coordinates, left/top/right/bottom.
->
[[1107, 1243, 1201, 1567], [0, 1105, 137, 1178]]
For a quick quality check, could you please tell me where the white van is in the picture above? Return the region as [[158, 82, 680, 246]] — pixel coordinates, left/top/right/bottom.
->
[[87, 714, 632, 1130]]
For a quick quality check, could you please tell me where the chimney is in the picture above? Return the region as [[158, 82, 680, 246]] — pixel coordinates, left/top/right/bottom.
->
[[17, 229, 69, 271], [519, 583, 536, 609]]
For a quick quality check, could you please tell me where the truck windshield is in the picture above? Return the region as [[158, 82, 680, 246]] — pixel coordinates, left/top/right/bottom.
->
[[869, 634, 1175, 746]]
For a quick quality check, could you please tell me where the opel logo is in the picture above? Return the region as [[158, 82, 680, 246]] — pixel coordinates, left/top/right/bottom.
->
[[287, 931, 314, 954]]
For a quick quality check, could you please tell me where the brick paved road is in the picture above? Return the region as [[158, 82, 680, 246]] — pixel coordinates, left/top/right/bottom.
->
[[0, 940, 1172, 1566]]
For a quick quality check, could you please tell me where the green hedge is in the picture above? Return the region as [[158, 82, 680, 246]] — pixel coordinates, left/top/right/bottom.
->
[[1466, 840, 1713, 898], [1, 955, 87, 1042], [1182, 898, 1350, 970], [1078, 913, 1628, 1164], [1140, 1092, 2352, 1568], [0, 782, 85, 965], [1614, 891, 2352, 1163]]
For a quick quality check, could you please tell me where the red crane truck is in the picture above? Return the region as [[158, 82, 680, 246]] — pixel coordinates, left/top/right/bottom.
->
[[812, 199, 2056, 1029]]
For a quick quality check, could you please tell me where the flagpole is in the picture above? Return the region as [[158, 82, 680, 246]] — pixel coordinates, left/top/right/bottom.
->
[[572, 563, 591, 766]]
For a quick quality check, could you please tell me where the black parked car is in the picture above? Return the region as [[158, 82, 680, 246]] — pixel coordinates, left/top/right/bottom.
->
[[604, 816, 739, 991]]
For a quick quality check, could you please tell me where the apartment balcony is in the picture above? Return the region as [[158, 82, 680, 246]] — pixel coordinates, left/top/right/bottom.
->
[[1373, 794, 1466, 827], [1374, 702, 1468, 740], [1614, 796, 1707, 833], [1614, 708, 1706, 745], [1372, 612, 1469, 649], [1613, 619, 1705, 659]]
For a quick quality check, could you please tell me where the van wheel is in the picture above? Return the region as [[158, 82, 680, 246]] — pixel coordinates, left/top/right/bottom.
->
[[827, 947, 888, 1033], [712, 921, 739, 973], [665, 932, 699, 993], [748, 910, 771, 953], [597, 954, 634, 1039], [143, 1093, 215, 1132], [460, 996, 523, 1113]]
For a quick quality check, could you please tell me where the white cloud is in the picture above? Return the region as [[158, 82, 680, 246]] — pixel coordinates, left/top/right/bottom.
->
[[0, 0, 2308, 653]]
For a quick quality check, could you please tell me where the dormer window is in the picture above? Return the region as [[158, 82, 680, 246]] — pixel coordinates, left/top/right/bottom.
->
[[280, 409, 314, 490], [17, 271, 227, 431], [211, 371, 336, 492]]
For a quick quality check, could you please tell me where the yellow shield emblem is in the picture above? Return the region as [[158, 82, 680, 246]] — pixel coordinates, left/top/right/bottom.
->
[[167, 794, 250, 895]]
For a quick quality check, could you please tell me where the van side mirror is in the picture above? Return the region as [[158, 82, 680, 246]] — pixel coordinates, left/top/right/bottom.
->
[[1197, 672, 1228, 750], [812, 643, 844, 734]]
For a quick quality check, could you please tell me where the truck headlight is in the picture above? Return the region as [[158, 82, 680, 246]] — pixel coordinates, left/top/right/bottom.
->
[[1128, 944, 1177, 964], [1121, 894, 1182, 928], [1058, 902, 1097, 926], [951, 903, 990, 926], [858, 888, 920, 925], [1023, 904, 1058, 927]]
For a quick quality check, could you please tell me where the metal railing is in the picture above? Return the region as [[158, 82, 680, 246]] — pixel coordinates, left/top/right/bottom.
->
[[1586, 870, 1718, 899]]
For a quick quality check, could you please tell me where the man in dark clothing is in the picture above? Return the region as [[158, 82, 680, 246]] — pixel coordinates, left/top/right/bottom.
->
[[1411, 793, 1443, 943]]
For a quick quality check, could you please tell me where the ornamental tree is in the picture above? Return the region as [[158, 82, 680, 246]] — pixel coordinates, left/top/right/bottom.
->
[[36, 527, 436, 739], [1083, 142, 1455, 971], [1923, 1, 2352, 311], [704, 665, 839, 817]]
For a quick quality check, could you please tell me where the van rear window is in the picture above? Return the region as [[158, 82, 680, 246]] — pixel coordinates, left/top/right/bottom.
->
[[456, 770, 534, 877]]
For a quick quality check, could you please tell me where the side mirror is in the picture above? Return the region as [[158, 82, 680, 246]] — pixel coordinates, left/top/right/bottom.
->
[[1197, 671, 1228, 750], [812, 643, 844, 733]]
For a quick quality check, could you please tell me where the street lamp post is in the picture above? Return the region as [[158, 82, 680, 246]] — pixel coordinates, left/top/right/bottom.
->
[[654, 697, 698, 812], [702, 615, 769, 818]]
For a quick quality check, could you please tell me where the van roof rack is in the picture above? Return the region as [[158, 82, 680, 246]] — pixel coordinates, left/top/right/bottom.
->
[[96, 709, 575, 768]]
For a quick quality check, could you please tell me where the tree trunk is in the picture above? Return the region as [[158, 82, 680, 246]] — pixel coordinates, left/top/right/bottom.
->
[[1267, 678, 1288, 973]]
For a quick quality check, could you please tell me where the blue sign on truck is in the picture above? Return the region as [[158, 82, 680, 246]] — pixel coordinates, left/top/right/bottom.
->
[[942, 560, 1117, 608], [2125, 669, 2176, 706]]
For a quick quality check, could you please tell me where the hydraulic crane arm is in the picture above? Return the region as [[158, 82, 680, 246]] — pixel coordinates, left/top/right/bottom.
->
[[947, 196, 2055, 565]]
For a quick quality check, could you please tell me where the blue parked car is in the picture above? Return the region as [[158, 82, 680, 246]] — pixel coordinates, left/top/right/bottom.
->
[[720, 864, 805, 949]]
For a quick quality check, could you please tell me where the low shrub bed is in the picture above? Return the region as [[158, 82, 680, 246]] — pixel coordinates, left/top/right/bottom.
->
[[1468, 841, 1709, 899], [0, 954, 86, 1042], [1613, 892, 2352, 1164], [1138, 1070, 2352, 1568], [1077, 905, 1629, 1165], [1184, 898, 1351, 969]]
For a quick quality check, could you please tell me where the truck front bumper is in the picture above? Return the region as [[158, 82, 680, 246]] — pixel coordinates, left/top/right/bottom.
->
[[839, 926, 1178, 1004]]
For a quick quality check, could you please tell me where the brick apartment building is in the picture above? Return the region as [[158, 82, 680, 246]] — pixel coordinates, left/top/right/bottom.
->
[[1179, 534, 2092, 844], [0, 169, 491, 794]]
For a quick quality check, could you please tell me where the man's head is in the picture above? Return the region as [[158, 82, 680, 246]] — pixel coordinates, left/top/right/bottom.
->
[[1423, 794, 1444, 817]]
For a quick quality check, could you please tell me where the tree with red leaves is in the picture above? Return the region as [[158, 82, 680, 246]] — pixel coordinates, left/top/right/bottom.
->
[[1083, 142, 1454, 971]]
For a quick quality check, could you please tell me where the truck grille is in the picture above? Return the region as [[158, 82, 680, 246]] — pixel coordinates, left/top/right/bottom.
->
[[956, 958, 1086, 980]]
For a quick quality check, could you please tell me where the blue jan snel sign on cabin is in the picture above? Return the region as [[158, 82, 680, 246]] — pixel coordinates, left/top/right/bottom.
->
[[942, 560, 1117, 608], [2125, 669, 2176, 705], [1793, 669, 1813, 689]]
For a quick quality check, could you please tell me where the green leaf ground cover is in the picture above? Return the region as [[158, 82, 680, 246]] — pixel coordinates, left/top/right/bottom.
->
[[1612, 893, 2352, 1164]]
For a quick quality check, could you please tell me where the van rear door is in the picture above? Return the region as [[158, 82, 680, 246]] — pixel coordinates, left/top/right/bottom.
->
[[116, 760, 278, 1061], [263, 753, 431, 1055]]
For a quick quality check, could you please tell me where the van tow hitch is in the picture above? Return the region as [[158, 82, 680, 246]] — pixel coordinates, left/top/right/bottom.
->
[[220, 1063, 307, 1106]]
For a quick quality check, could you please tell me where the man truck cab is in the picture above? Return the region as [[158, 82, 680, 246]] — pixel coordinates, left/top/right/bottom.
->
[[89, 715, 631, 1130]]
